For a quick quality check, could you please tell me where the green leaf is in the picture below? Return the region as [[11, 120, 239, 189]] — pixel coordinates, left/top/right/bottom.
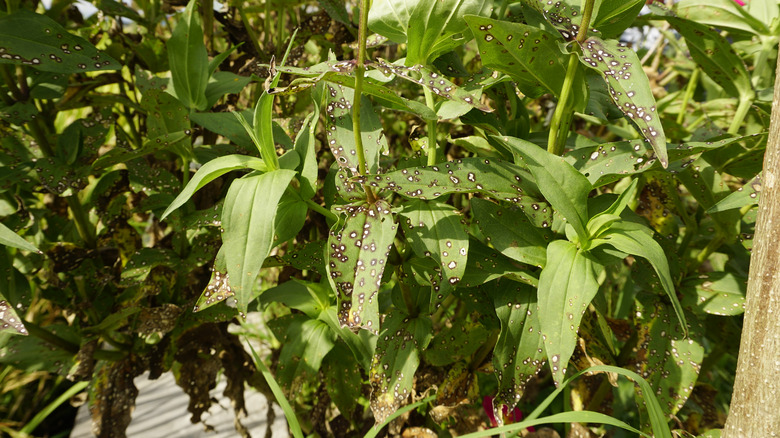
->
[[681, 272, 746, 316], [460, 238, 539, 288], [399, 200, 469, 303], [323, 82, 386, 174], [707, 173, 761, 213], [565, 135, 756, 187], [323, 342, 363, 416], [471, 198, 550, 268], [425, 322, 488, 366], [190, 111, 255, 149], [0, 323, 77, 374], [676, 0, 769, 35], [270, 314, 336, 388], [633, 293, 703, 427], [318, 307, 375, 372], [208, 43, 241, 76], [274, 195, 307, 245], [368, 0, 491, 65], [578, 37, 668, 167], [537, 240, 601, 386], [586, 178, 639, 238], [494, 136, 592, 242], [464, 16, 571, 100], [294, 111, 319, 199], [592, 221, 688, 336], [0, 223, 38, 253], [592, 0, 645, 38], [369, 310, 432, 423], [222, 170, 296, 314], [161, 155, 266, 220], [365, 158, 552, 227], [0, 10, 119, 73], [665, 17, 754, 101], [370, 60, 492, 113], [204, 71, 252, 108], [260, 279, 331, 319], [327, 200, 397, 334], [166, 0, 209, 110], [492, 279, 546, 409], [140, 88, 193, 161]]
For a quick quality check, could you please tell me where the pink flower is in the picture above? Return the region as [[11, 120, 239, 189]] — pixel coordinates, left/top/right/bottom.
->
[[733, 0, 746, 5], [482, 396, 535, 431]]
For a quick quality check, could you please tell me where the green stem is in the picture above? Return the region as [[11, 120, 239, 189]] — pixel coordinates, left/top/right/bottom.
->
[[239, 4, 263, 58], [693, 234, 725, 267], [424, 86, 438, 166], [575, 0, 596, 45], [353, 0, 377, 203], [305, 198, 338, 222], [202, 0, 214, 50], [0, 65, 23, 101], [728, 96, 753, 135], [469, 329, 499, 369], [676, 68, 700, 125], [20, 381, 90, 435], [67, 196, 97, 249], [547, 53, 580, 155], [24, 322, 80, 354]]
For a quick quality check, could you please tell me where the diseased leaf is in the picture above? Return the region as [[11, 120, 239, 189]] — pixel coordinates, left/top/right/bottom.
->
[[370, 59, 492, 113], [632, 293, 703, 429], [681, 272, 746, 316], [471, 198, 550, 268], [577, 37, 668, 167], [425, 322, 488, 366], [369, 310, 432, 423], [707, 173, 761, 213], [0, 222, 39, 253], [0, 298, 27, 335], [460, 238, 539, 288], [492, 279, 546, 409], [665, 16, 754, 100], [222, 170, 296, 314], [0, 10, 119, 73], [323, 82, 386, 174], [399, 200, 469, 305], [0, 323, 77, 374], [565, 135, 757, 187], [364, 158, 552, 227], [464, 16, 573, 101], [323, 342, 363, 416], [166, 0, 209, 110], [327, 200, 397, 334], [537, 240, 602, 386], [193, 247, 234, 313]]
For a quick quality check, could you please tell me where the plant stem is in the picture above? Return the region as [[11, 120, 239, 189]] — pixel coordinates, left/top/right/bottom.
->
[[305, 198, 338, 222], [677, 68, 700, 125], [0, 65, 24, 101], [20, 381, 90, 435], [424, 86, 439, 165], [547, 0, 595, 155], [353, 0, 377, 203], [728, 96, 753, 135], [547, 53, 580, 155], [575, 0, 595, 45], [24, 322, 80, 354]]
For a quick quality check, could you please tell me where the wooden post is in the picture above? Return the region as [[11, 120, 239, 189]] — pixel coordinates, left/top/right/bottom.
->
[[722, 47, 780, 437]]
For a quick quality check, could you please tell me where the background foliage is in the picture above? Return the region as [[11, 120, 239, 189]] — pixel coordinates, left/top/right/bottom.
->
[[0, 0, 774, 437]]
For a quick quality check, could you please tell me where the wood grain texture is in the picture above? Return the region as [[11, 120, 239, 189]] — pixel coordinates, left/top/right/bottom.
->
[[723, 46, 780, 438]]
